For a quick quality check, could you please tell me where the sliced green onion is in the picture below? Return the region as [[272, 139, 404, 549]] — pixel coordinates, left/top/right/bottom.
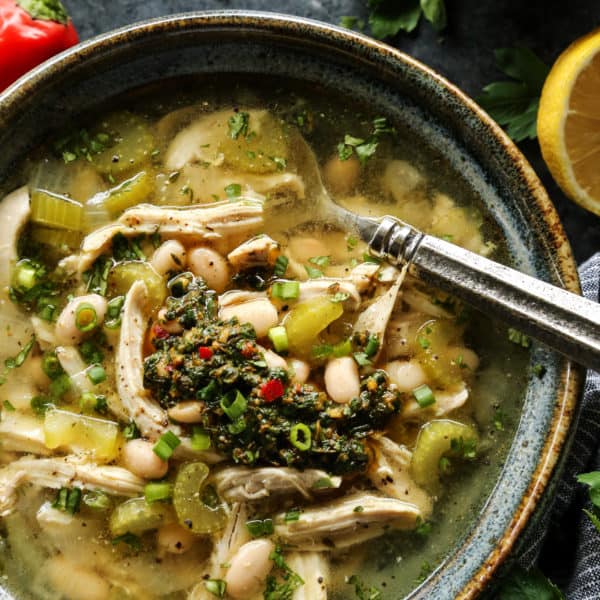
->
[[107, 295, 125, 319], [83, 490, 111, 511], [79, 340, 104, 364], [304, 265, 323, 279], [2, 400, 15, 412], [13, 260, 38, 291], [87, 364, 106, 385], [220, 390, 247, 420], [144, 482, 173, 504], [284, 509, 301, 522], [268, 326, 288, 353], [271, 280, 300, 300], [49, 373, 71, 399], [290, 423, 311, 451], [273, 255, 288, 278], [191, 427, 211, 451], [53, 487, 81, 514], [152, 430, 181, 460], [31, 395, 53, 416], [245, 518, 274, 538], [224, 183, 242, 198], [75, 303, 98, 332], [353, 352, 372, 367], [364, 334, 380, 357], [227, 418, 246, 435], [204, 579, 226, 598], [413, 384, 436, 408], [5, 336, 36, 369], [333, 338, 352, 357], [123, 420, 140, 440]]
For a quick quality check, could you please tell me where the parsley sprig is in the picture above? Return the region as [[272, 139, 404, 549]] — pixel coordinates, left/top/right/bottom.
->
[[477, 47, 549, 142], [361, 0, 447, 39]]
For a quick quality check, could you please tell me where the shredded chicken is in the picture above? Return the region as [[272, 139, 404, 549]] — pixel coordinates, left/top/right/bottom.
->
[[402, 382, 469, 420], [0, 455, 145, 515], [212, 466, 341, 503], [368, 437, 433, 518], [227, 234, 280, 270], [274, 492, 421, 550], [116, 281, 170, 439], [287, 552, 329, 600], [0, 413, 51, 456], [62, 199, 264, 274]]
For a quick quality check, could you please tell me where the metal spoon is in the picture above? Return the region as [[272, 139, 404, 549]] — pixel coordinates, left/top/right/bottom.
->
[[291, 134, 600, 372]]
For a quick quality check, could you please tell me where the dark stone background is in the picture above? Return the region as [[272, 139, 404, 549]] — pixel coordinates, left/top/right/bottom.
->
[[62, 0, 600, 265]]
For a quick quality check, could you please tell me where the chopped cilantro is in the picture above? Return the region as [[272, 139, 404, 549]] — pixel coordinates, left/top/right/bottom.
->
[[346, 574, 382, 599]]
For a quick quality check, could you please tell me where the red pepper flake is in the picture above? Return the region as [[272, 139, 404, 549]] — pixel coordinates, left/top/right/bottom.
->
[[241, 342, 256, 358], [260, 379, 285, 403], [198, 346, 213, 360], [152, 324, 170, 340]]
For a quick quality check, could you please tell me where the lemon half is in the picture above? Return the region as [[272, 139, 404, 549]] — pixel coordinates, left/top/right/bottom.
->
[[538, 28, 600, 215]]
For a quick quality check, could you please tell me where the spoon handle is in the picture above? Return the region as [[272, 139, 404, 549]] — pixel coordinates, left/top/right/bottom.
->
[[367, 216, 600, 372]]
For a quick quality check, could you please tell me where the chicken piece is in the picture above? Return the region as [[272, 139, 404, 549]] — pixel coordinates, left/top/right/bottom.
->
[[348, 262, 380, 294], [353, 266, 407, 361], [274, 492, 421, 550], [189, 503, 251, 600], [368, 437, 432, 518], [212, 466, 341, 503], [401, 382, 469, 421], [0, 412, 51, 456], [62, 199, 264, 274], [294, 279, 362, 311], [56, 346, 94, 395], [116, 281, 170, 439], [287, 552, 329, 600], [0, 455, 145, 516], [227, 234, 280, 271]]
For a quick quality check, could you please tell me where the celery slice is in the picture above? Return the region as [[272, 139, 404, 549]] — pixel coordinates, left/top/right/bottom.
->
[[283, 295, 344, 355], [92, 112, 155, 176], [30, 190, 83, 231], [30, 225, 82, 249], [410, 419, 478, 491], [108, 261, 167, 310], [86, 170, 154, 223], [43, 408, 120, 461], [173, 462, 227, 534], [109, 497, 175, 536]]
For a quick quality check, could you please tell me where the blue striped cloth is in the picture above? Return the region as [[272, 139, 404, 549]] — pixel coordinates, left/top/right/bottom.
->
[[519, 254, 600, 597]]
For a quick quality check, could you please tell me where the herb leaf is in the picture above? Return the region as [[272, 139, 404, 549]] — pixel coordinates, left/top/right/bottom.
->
[[496, 566, 564, 600], [420, 0, 446, 31], [368, 0, 422, 38], [477, 47, 549, 142], [228, 112, 249, 140]]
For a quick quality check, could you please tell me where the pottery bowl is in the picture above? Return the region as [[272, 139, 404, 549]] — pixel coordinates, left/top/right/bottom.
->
[[0, 11, 582, 599]]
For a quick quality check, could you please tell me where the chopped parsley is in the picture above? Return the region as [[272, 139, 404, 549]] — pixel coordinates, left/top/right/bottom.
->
[[336, 117, 395, 165], [346, 574, 382, 599], [264, 546, 304, 600], [228, 112, 250, 139], [507, 327, 531, 348]]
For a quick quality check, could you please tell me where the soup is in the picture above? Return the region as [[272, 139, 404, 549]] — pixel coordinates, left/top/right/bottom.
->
[[0, 79, 528, 599]]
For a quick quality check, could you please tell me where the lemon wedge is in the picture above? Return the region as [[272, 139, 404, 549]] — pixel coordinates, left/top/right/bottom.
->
[[537, 28, 600, 215]]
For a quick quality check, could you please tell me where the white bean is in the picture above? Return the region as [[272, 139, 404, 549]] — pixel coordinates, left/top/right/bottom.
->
[[122, 439, 168, 480], [225, 539, 275, 600], [45, 555, 110, 600], [323, 154, 361, 194], [288, 237, 330, 264], [220, 299, 278, 338], [187, 246, 230, 293], [55, 294, 107, 346], [157, 522, 196, 554], [167, 401, 203, 423], [446, 346, 480, 372], [151, 240, 187, 275], [385, 359, 428, 393], [289, 358, 310, 383], [324, 357, 360, 404], [262, 349, 288, 370]]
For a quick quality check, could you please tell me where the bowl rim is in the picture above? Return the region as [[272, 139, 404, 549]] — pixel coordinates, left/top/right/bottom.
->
[[0, 10, 583, 599]]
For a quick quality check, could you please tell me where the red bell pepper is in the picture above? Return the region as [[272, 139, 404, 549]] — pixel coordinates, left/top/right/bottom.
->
[[0, 0, 78, 92]]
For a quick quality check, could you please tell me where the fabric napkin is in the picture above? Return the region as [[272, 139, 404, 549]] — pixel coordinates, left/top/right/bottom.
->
[[517, 253, 600, 598]]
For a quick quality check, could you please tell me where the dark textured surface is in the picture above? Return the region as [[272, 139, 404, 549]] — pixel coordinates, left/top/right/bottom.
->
[[61, 0, 600, 264]]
